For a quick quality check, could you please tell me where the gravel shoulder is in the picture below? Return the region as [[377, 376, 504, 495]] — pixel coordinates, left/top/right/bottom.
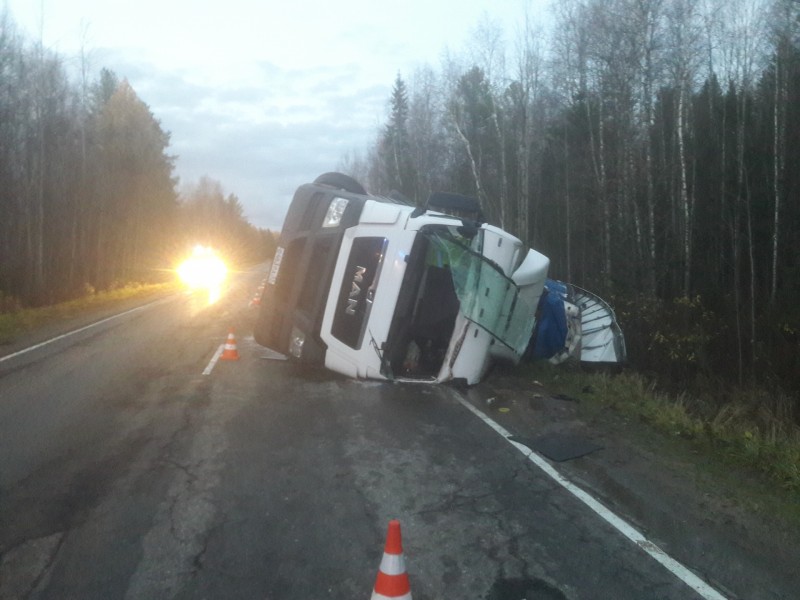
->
[[469, 367, 800, 600]]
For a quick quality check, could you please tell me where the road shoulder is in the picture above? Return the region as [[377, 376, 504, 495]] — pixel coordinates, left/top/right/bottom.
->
[[466, 368, 800, 599], [0, 291, 179, 361]]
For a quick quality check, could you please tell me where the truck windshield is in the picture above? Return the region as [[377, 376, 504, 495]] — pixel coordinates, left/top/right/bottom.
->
[[383, 224, 536, 380], [425, 229, 536, 355]]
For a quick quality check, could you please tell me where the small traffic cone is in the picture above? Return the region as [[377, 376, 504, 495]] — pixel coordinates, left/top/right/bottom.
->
[[249, 281, 266, 307], [220, 329, 240, 360], [371, 520, 411, 600]]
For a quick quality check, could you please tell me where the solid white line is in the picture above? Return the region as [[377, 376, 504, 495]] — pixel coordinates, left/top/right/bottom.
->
[[0, 297, 174, 364], [202, 345, 224, 375], [455, 395, 728, 600]]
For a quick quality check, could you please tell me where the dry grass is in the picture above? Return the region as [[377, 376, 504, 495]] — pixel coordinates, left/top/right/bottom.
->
[[521, 363, 800, 493], [0, 282, 179, 345]]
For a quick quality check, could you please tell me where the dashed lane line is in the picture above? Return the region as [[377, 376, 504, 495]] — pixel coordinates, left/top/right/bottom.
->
[[202, 344, 224, 375]]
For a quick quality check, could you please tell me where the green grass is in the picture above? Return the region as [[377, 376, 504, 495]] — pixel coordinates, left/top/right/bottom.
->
[[0, 282, 179, 345], [518, 363, 800, 497]]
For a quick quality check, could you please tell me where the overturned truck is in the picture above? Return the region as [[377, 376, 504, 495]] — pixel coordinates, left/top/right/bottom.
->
[[254, 173, 624, 384]]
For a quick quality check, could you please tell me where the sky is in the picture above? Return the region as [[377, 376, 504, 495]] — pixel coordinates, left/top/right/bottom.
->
[[5, 0, 549, 231]]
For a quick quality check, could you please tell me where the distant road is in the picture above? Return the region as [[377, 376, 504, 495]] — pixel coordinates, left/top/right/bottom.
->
[[0, 267, 796, 599]]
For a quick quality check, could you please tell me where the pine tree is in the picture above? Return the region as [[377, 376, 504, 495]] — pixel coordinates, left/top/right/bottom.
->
[[378, 73, 415, 198]]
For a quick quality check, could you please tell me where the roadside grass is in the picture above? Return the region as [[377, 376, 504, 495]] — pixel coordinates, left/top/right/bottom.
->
[[0, 282, 179, 345], [520, 363, 800, 508]]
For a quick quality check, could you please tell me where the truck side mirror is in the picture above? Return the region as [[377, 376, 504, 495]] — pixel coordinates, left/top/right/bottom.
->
[[457, 222, 479, 240]]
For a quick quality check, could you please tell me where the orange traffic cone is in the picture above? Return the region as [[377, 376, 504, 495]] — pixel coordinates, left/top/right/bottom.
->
[[249, 282, 265, 307], [371, 520, 412, 600], [220, 329, 240, 361]]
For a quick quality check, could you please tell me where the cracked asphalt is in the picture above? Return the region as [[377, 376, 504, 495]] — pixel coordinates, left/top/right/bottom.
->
[[1, 268, 797, 599]]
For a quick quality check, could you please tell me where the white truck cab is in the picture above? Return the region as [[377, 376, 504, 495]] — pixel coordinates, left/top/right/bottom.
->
[[254, 173, 549, 384]]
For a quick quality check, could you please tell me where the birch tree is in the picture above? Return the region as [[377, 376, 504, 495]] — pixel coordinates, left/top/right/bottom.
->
[[728, 0, 768, 380], [509, 7, 546, 247], [467, 17, 509, 228], [632, 0, 665, 295], [767, 0, 797, 304], [407, 66, 449, 202], [447, 66, 496, 219], [550, 0, 597, 284]]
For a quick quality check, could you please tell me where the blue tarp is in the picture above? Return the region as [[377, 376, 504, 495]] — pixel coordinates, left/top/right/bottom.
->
[[532, 280, 568, 359]]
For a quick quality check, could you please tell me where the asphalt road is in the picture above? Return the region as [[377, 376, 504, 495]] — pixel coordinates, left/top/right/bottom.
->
[[0, 268, 796, 599]]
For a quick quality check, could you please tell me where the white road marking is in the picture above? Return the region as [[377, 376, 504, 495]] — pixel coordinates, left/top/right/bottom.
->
[[455, 394, 728, 600], [202, 345, 224, 375], [0, 297, 174, 364]]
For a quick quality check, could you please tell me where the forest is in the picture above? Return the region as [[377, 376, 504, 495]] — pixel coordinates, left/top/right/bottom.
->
[[0, 11, 270, 313], [348, 0, 800, 399], [1, 1, 798, 404]]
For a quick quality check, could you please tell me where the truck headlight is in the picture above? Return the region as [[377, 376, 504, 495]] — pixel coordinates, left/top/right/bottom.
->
[[323, 197, 349, 228], [289, 327, 306, 358]]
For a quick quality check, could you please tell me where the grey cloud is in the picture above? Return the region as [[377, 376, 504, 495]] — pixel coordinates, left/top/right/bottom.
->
[[89, 50, 392, 230]]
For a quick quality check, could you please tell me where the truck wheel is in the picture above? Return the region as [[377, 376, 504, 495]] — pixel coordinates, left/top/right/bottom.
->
[[426, 192, 484, 222], [313, 172, 367, 195]]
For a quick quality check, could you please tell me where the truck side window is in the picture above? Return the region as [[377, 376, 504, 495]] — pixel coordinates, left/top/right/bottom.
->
[[331, 237, 388, 349]]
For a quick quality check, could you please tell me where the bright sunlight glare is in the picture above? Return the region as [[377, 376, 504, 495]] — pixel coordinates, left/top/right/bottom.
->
[[177, 245, 227, 296]]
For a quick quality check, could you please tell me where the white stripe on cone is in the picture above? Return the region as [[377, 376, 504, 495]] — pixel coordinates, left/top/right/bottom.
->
[[220, 330, 239, 360], [378, 553, 406, 576]]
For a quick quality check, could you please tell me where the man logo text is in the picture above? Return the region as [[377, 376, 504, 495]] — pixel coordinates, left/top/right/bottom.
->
[[345, 266, 366, 315]]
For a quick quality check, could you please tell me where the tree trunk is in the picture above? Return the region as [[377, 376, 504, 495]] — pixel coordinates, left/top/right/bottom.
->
[[563, 120, 572, 282], [490, 102, 507, 229], [598, 96, 612, 288], [677, 86, 692, 295], [453, 118, 486, 210], [771, 48, 785, 305], [734, 90, 747, 383]]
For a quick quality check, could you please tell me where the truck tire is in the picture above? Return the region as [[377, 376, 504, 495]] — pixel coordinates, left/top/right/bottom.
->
[[426, 192, 484, 222], [313, 172, 366, 195]]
